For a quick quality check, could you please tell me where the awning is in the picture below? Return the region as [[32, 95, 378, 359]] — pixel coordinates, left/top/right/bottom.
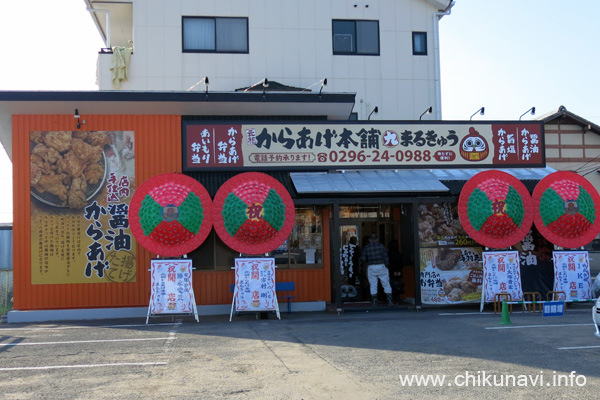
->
[[432, 166, 556, 181], [290, 166, 557, 194], [290, 169, 450, 194]]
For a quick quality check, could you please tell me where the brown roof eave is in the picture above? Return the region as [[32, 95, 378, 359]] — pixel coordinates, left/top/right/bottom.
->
[[539, 105, 600, 135]]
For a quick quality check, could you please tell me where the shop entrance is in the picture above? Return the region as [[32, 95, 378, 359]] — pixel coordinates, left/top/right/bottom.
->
[[338, 204, 415, 306]]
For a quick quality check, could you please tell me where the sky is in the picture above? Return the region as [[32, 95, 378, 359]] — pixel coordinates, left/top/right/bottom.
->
[[0, 0, 599, 223]]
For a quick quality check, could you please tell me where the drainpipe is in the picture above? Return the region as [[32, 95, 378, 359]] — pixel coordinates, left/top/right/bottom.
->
[[433, 1, 454, 120]]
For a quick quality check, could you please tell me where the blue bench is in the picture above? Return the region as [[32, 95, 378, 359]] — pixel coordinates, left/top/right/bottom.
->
[[230, 282, 296, 314]]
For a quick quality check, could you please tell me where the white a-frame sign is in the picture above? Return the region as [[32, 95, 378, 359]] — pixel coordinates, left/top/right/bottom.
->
[[147, 259, 199, 323]]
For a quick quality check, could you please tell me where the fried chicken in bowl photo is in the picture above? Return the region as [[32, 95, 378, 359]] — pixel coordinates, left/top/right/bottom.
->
[[30, 131, 109, 209]]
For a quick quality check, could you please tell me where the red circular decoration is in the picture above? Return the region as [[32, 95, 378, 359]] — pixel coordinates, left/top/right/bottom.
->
[[458, 170, 534, 249], [532, 171, 600, 248], [129, 173, 213, 257], [213, 172, 295, 255]]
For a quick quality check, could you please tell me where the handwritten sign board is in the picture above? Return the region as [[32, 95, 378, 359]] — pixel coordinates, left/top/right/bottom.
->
[[483, 250, 523, 302], [147, 259, 198, 323], [183, 122, 544, 171], [232, 258, 280, 319], [553, 251, 592, 300]]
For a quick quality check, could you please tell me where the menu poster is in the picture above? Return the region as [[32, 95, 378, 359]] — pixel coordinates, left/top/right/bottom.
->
[[418, 202, 475, 247], [30, 131, 136, 284], [552, 251, 592, 300], [419, 247, 483, 304], [483, 250, 523, 302], [149, 259, 194, 314], [234, 258, 278, 312]]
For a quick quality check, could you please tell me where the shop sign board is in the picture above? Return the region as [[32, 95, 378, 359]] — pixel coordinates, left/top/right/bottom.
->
[[552, 251, 592, 300], [183, 122, 544, 171]]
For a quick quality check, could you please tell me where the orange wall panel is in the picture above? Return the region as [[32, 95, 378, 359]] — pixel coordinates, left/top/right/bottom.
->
[[13, 115, 181, 310], [13, 114, 332, 310]]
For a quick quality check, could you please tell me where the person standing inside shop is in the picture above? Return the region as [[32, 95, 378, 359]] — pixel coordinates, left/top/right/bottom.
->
[[360, 233, 393, 306]]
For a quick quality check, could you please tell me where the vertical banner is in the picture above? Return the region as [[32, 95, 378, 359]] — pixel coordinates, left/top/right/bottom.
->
[[483, 250, 523, 301], [149, 259, 194, 314], [234, 258, 278, 312], [30, 131, 136, 284], [552, 251, 592, 300]]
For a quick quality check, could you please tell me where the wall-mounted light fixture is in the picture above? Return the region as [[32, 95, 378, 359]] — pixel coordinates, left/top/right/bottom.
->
[[368, 106, 379, 120], [186, 76, 209, 95], [470, 107, 485, 121], [74, 109, 81, 129], [419, 106, 433, 120], [262, 78, 269, 101], [519, 106, 536, 120], [319, 78, 328, 99], [203, 76, 209, 100]]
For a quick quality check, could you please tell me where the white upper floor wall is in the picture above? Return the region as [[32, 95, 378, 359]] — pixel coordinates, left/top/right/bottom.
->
[[91, 0, 453, 120]]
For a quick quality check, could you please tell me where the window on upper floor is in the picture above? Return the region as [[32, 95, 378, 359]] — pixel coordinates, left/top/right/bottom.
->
[[412, 32, 427, 55], [182, 17, 248, 53], [332, 20, 380, 55]]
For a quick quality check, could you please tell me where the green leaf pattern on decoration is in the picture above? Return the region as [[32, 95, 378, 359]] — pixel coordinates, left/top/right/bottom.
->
[[577, 186, 596, 224], [222, 193, 249, 236], [139, 195, 163, 236], [505, 186, 525, 227], [539, 188, 565, 226], [178, 192, 204, 234], [467, 188, 493, 231], [262, 189, 286, 231]]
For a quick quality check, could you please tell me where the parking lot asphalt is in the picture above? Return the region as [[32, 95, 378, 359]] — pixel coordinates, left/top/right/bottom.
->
[[0, 304, 599, 400]]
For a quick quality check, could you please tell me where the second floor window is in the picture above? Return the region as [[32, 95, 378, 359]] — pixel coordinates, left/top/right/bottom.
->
[[412, 32, 427, 55], [332, 20, 379, 55], [183, 17, 248, 53]]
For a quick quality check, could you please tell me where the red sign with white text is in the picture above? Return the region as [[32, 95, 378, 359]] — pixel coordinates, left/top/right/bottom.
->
[[183, 122, 544, 170]]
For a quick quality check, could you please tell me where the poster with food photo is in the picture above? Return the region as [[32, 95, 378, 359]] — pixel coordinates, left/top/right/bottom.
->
[[30, 131, 136, 284], [418, 202, 483, 304], [419, 246, 484, 304], [418, 202, 476, 247]]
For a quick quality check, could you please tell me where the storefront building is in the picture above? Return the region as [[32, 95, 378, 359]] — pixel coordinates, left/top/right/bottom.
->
[[3, 1, 600, 321], [5, 90, 593, 322]]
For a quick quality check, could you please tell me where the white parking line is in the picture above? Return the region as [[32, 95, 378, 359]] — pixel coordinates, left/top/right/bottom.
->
[[439, 312, 494, 315], [0, 362, 167, 371], [486, 323, 594, 330], [440, 309, 592, 316], [0, 337, 173, 346], [558, 345, 600, 350], [0, 323, 181, 332]]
